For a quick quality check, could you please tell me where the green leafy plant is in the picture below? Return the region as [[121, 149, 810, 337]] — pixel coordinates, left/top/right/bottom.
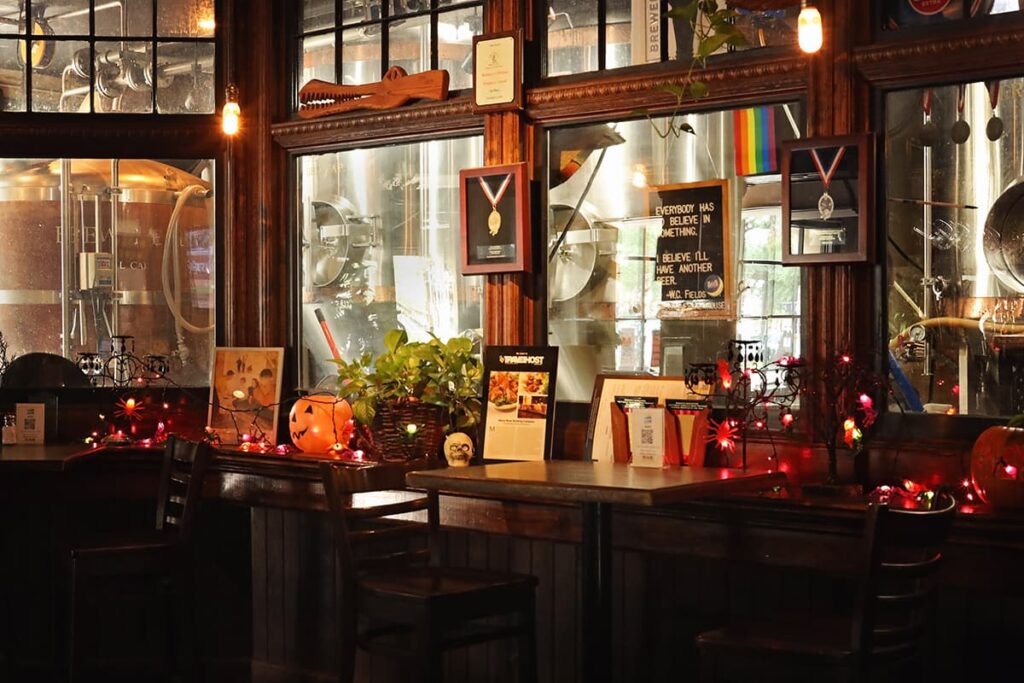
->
[[332, 328, 483, 433], [634, 1, 748, 139]]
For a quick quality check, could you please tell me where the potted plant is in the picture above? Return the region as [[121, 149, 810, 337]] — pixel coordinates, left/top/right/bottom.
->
[[333, 329, 483, 461]]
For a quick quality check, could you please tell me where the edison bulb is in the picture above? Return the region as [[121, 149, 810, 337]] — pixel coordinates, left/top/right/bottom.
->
[[222, 101, 241, 136], [798, 5, 823, 54]]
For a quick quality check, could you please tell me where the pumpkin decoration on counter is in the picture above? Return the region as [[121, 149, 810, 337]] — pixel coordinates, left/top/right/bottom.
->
[[970, 426, 1024, 509], [289, 394, 354, 454]]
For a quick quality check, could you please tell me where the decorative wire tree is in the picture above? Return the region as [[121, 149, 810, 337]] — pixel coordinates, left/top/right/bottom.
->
[[684, 340, 803, 469], [799, 351, 887, 484]]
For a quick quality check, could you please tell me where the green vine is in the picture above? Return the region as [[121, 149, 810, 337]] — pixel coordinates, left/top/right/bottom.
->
[[634, 1, 748, 139]]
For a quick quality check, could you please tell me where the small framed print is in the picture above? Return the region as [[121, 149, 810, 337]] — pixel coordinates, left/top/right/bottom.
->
[[459, 162, 531, 275], [782, 133, 874, 265], [208, 347, 285, 446], [472, 30, 522, 112]]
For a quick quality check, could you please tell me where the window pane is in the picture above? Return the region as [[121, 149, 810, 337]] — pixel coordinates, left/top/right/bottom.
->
[[342, 27, 380, 85], [157, 0, 216, 37], [0, 1, 22, 35], [302, 0, 335, 32], [343, 0, 377, 25], [302, 32, 336, 87], [95, 0, 154, 37], [156, 41, 215, 113], [0, 38, 24, 111], [390, 0, 429, 18], [547, 0, 599, 76], [547, 104, 804, 401], [0, 158, 216, 387], [730, 4, 799, 50], [94, 41, 152, 113], [388, 13, 428, 76], [46, 1, 91, 35], [296, 137, 485, 389], [33, 40, 90, 112], [605, 0, 633, 68], [885, 78, 1024, 417], [437, 6, 480, 91]]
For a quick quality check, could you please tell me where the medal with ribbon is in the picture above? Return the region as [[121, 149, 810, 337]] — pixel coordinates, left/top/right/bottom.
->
[[478, 174, 513, 236], [809, 146, 846, 220]]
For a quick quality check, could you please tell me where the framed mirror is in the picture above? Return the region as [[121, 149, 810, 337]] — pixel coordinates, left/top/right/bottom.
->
[[782, 133, 874, 264]]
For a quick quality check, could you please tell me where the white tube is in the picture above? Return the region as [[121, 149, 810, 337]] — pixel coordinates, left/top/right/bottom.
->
[[162, 185, 215, 334]]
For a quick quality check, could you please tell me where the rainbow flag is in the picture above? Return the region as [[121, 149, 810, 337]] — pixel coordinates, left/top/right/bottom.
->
[[733, 106, 778, 177]]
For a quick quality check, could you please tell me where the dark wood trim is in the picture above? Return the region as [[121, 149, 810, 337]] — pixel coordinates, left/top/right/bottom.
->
[[525, 53, 807, 124], [270, 97, 483, 152], [854, 24, 1024, 89]]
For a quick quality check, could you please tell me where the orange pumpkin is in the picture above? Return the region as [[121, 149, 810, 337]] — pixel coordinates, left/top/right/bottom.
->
[[971, 426, 1024, 509], [289, 395, 354, 454]]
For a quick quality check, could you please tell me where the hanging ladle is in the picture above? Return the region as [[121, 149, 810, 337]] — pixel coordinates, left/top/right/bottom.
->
[[951, 83, 971, 144], [986, 80, 1004, 141]]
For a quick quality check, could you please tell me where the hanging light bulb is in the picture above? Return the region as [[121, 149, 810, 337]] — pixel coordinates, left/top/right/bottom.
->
[[798, 2, 823, 54], [222, 84, 241, 136]]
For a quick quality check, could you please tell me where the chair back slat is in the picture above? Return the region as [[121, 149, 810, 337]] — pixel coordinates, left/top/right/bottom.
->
[[852, 494, 956, 668], [154, 436, 212, 542], [321, 461, 438, 585]]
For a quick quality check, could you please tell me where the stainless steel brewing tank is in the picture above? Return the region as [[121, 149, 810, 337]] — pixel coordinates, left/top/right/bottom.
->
[[0, 159, 214, 384]]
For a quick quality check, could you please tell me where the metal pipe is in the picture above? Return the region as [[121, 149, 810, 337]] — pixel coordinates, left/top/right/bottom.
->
[[922, 113, 933, 376], [110, 159, 120, 336], [59, 159, 73, 359]]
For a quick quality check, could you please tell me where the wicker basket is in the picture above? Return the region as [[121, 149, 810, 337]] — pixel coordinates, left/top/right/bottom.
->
[[371, 399, 448, 462]]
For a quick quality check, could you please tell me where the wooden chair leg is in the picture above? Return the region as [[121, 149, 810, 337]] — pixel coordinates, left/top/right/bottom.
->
[[67, 560, 84, 683], [337, 611, 357, 683], [697, 647, 715, 683], [518, 600, 537, 683], [414, 620, 442, 683]]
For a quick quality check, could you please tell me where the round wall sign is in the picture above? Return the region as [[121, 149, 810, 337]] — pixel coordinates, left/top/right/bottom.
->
[[909, 0, 952, 15]]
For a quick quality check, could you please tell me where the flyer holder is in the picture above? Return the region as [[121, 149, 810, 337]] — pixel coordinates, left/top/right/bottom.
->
[[610, 403, 687, 466]]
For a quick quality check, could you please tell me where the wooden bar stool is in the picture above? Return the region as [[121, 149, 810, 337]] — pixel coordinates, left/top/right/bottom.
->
[[696, 494, 957, 682], [67, 435, 212, 682], [321, 462, 538, 683]]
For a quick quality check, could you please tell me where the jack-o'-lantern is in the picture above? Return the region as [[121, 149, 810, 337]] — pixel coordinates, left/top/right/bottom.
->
[[289, 395, 354, 454]]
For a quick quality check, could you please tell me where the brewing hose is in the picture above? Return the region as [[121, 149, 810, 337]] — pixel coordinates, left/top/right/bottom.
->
[[162, 184, 215, 335]]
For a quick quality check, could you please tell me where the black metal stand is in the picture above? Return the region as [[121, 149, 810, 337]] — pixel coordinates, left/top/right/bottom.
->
[[580, 501, 612, 683]]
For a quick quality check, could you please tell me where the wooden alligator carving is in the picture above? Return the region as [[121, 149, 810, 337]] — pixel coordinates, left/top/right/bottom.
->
[[298, 66, 450, 119]]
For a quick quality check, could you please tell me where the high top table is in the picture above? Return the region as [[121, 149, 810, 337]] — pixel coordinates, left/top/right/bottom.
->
[[407, 460, 786, 683]]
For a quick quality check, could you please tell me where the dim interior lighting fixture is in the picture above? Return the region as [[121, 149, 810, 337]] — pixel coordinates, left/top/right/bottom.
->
[[798, 1, 823, 54], [222, 84, 241, 136], [631, 164, 647, 188]]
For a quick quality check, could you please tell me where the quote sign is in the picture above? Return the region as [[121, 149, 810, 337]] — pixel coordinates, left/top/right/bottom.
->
[[647, 179, 732, 318]]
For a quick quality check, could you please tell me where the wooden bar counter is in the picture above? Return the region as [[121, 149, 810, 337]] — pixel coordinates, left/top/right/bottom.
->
[[2, 444, 1023, 682]]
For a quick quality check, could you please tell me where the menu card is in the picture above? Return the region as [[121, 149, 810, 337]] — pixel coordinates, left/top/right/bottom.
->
[[480, 346, 559, 461]]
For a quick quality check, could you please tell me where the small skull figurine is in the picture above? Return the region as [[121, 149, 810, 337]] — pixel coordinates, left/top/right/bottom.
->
[[443, 432, 474, 467]]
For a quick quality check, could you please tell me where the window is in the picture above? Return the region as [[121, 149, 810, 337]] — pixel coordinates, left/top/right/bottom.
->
[[0, 0, 216, 113], [297, 0, 483, 96], [885, 77, 1024, 418], [546, 104, 804, 401], [881, 0, 1020, 31], [544, 1, 800, 77], [296, 136, 485, 389], [0, 157, 216, 386]]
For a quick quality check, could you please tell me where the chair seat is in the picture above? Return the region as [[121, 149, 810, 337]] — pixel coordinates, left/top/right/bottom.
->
[[697, 615, 856, 661], [360, 565, 537, 602]]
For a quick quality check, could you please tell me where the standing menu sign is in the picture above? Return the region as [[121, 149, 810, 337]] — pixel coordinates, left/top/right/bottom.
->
[[646, 179, 733, 319], [480, 346, 559, 461]]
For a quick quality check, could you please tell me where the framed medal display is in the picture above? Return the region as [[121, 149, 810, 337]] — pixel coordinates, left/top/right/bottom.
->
[[459, 162, 532, 274], [781, 133, 874, 265]]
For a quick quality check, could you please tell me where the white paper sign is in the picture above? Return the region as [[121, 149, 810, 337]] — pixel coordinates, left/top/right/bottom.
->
[[16, 403, 45, 444], [628, 407, 665, 468]]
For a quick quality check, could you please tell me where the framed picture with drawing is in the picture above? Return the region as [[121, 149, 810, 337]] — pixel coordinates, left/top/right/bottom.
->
[[459, 162, 531, 275], [208, 347, 285, 445]]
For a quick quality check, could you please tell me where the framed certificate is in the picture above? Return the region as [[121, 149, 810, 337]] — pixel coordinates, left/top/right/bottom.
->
[[472, 30, 522, 112], [459, 162, 531, 274]]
